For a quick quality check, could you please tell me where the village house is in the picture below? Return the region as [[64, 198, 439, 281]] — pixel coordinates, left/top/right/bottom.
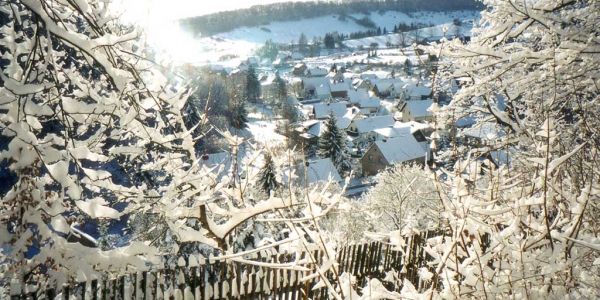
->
[[292, 63, 307, 76], [312, 102, 348, 120], [360, 134, 427, 176], [329, 82, 351, 99], [281, 158, 343, 186], [399, 99, 434, 123], [347, 88, 370, 106], [358, 97, 381, 115], [302, 77, 331, 100], [347, 115, 395, 145], [306, 67, 329, 77], [371, 79, 405, 98], [297, 158, 343, 185]]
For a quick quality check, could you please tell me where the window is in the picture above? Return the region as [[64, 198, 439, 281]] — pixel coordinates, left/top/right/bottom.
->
[[368, 155, 373, 162], [378, 157, 383, 164]]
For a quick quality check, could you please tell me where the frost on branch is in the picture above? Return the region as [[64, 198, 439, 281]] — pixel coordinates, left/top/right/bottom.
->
[[0, 0, 194, 284], [420, 0, 600, 297]]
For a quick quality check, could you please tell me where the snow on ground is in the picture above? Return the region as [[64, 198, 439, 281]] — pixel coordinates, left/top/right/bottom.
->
[[246, 104, 287, 147], [180, 10, 479, 66], [215, 10, 478, 45]]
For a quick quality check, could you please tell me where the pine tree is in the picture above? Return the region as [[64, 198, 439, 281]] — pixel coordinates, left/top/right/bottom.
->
[[272, 71, 287, 103], [256, 152, 279, 195], [245, 65, 261, 102], [231, 98, 249, 130], [318, 111, 351, 175]]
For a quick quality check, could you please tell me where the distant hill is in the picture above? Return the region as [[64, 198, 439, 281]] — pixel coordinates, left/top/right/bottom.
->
[[180, 0, 483, 37]]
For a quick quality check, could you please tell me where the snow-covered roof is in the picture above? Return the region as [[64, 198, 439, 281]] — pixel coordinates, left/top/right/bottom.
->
[[303, 77, 330, 89], [360, 97, 381, 109], [463, 123, 506, 141], [372, 135, 426, 165], [353, 115, 396, 133], [337, 117, 352, 130], [313, 102, 348, 119], [344, 106, 363, 119], [307, 67, 329, 77], [299, 158, 342, 184], [347, 89, 370, 104], [403, 99, 434, 118], [410, 85, 432, 97], [374, 126, 412, 139], [330, 82, 351, 93]]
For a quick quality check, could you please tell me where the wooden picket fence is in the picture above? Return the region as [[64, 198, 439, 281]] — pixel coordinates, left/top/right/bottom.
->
[[12, 232, 442, 300]]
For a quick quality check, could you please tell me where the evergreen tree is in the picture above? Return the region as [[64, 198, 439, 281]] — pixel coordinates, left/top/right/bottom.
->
[[272, 71, 287, 103], [323, 33, 335, 49], [257, 39, 278, 61], [256, 152, 279, 195], [231, 98, 249, 130], [245, 65, 261, 102], [318, 111, 351, 175], [298, 33, 308, 53]]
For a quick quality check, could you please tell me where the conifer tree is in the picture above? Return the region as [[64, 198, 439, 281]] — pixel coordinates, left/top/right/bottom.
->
[[318, 111, 351, 175], [256, 152, 279, 195], [245, 65, 261, 102], [231, 98, 249, 130], [272, 71, 287, 103]]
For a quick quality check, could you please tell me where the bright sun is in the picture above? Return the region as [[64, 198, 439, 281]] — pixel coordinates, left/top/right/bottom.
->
[[114, 0, 206, 64]]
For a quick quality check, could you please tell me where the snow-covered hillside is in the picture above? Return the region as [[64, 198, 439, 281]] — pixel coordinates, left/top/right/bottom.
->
[[187, 10, 479, 66]]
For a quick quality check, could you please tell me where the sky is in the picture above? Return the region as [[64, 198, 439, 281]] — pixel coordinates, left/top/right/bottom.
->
[[115, 0, 317, 62], [120, 0, 317, 21]]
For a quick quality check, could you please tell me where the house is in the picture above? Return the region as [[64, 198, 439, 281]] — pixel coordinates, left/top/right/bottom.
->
[[462, 123, 506, 146], [302, 77, 331, 100], [297, 158, 343, 186], [294, 119, 323, 144], [359, 97, 381, 115], [347, 89, 370, 106], [246, 56, 259, 66], [329, 82, 351, 99], [374, 122, 433, 154], [409, 85, 432, 100], [337, 107, 366, 131], [292, 63, 307, 76], [371, 79, 405, 98], [399, 99, 434, 123], [328, 71, 345, 83], [360, 135, 427, 176], [312, 102, 348, 120], [347, 115, 396, 144], [306, 67, 329, 77]]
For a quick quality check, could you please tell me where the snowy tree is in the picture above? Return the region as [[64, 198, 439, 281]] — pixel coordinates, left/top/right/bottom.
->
[[0, 0, 195, 284], [317, 111, 351, 175], [230, 97, 249, 130], [0, 0, 345, 290], [271, 70, 287, 104], [362, 163, 441, 234], [400, 0, 600, 297], [256, 152, 279, 195], [245, 65, 261, 102]]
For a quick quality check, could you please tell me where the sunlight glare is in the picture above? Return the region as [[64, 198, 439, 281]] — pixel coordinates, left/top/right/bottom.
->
[[114, 0, 204, 65]]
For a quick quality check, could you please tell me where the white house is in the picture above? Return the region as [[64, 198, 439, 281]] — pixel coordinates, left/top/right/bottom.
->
[[400, 99, 434, 123]]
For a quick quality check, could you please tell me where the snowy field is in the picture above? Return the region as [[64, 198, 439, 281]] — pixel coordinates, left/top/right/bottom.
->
[[180, 10, 479, 66]]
